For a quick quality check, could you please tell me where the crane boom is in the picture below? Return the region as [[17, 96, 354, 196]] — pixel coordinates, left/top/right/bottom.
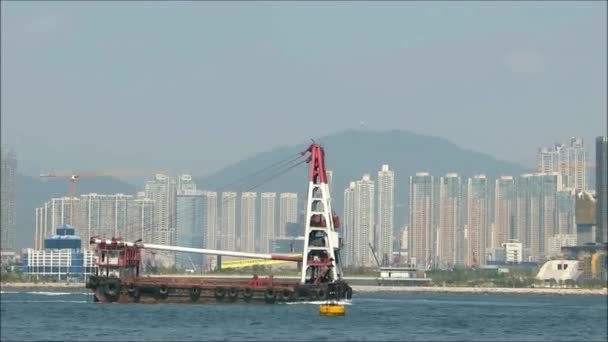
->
[[90, 238, 303, 262]]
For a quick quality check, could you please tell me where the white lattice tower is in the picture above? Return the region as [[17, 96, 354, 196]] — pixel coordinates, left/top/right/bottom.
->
[[299, 143, 343, 284]]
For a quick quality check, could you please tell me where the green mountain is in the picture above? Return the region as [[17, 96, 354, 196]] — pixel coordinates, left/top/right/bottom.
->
[[196, 129, 529, 227], [15, 175, 138, 250]]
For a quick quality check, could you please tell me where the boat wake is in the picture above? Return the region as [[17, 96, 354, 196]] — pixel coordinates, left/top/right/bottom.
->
[[284, 300, 352, 305]]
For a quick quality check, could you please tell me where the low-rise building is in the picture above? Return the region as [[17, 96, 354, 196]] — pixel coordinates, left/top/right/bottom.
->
[[376, 266, 432, 286], [503, 241, 524, 263], [536, 260, 582, 284], [22, 224, 96, 281]]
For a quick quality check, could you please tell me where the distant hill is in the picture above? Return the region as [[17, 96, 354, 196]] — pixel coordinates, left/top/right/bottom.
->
[[196, 129, 529, 228], [15, 175, 138, 250]]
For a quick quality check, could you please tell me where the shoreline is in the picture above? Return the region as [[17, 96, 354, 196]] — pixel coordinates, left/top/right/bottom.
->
[[351, 285, 608, 296], [2, 282, 606, 296]]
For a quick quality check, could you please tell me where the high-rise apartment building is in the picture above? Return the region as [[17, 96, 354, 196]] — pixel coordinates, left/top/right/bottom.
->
[[467, 175, 488, 267], [177, 174, 197, 192], [279, 193, 298, 237], [79, 193, 133, 243], [377, 164, 394, 265], [575, 190, 597, 244], [144, 174, 177, 246], [352, 174, 375, 267], [202, 191, 218, 250], [34, 194, 156, 250], [515, 173, 562, 262], [537, 138, 587, 191], [35, 197, 76, 250], [596, 136, 608, 242], [1, 149, 17, 252], [343, 182, 356, 266], [259, 192, 276, 253], [220, 192, 237, 250], [547, 233, 577, 258], [175, 189, 204, 269], [144, 174, 177, 268], [409, 172, 434, 269], [400, 226, 408, 254], [515, 174, 533, 254], [438, 173, 462, 268], [539, 173, 561, 260], [240, 192, 257, 252], [494, 176, 516, 248], [129, 196, 156, 243], [556, 189, 575, 235]]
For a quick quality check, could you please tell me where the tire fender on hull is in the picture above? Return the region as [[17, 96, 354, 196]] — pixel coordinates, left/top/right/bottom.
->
[[242, 288, 254, 302], [128, 285, 141, 303], [264, 288, 276, 304], [103, 279, 121, 302], [346, 287, 353, 300], [157, 285, 169, 300], [279, 289, 292, 302], [190, 287, 201, 302], [214, 287, 226, 301], [317, 289, 328, 301], [228, 288, 239, 302]]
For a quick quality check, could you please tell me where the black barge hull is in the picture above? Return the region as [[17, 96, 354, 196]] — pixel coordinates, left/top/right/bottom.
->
[[86, 276, 353, 304]]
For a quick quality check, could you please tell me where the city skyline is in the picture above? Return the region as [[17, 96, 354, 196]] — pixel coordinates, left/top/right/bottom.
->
[[4, 135, 606, 265], [17, 160, 604, 265]]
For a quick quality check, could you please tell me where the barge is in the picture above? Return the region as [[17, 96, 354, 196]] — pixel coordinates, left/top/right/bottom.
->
[[86, 142, 353, 304]]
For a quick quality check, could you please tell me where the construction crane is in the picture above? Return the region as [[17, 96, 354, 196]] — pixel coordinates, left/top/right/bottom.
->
[[40, 172, 95, 226], [39, 170, 148, 226]]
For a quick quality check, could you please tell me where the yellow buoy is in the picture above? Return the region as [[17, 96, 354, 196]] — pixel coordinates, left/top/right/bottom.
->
[[319, 302, 346, 316]]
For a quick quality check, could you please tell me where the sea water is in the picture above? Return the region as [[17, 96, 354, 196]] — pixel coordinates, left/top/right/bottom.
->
[[1, 289, 606, 341]]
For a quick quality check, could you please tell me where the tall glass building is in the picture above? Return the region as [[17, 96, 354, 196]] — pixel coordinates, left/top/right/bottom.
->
[[409, 172, 434, 269], [467, 175, 488, 267], [437, 173, 462, 268], [494, 176, 516, 248], [516, 173, 562, 262], [175, 189, 204, 270]]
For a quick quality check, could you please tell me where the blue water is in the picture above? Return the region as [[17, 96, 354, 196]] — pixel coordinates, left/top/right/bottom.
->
[[1, 289, 606, 341]]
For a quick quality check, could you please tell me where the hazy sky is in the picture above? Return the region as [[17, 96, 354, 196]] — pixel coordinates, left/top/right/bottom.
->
[[2, 1, 606, 178]]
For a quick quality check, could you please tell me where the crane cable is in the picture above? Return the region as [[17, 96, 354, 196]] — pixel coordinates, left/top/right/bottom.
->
[[243, 158, 308, 193], [213, 151, 304, 193], [49, 147, 312, 247], [215, 155, 307, 209]]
